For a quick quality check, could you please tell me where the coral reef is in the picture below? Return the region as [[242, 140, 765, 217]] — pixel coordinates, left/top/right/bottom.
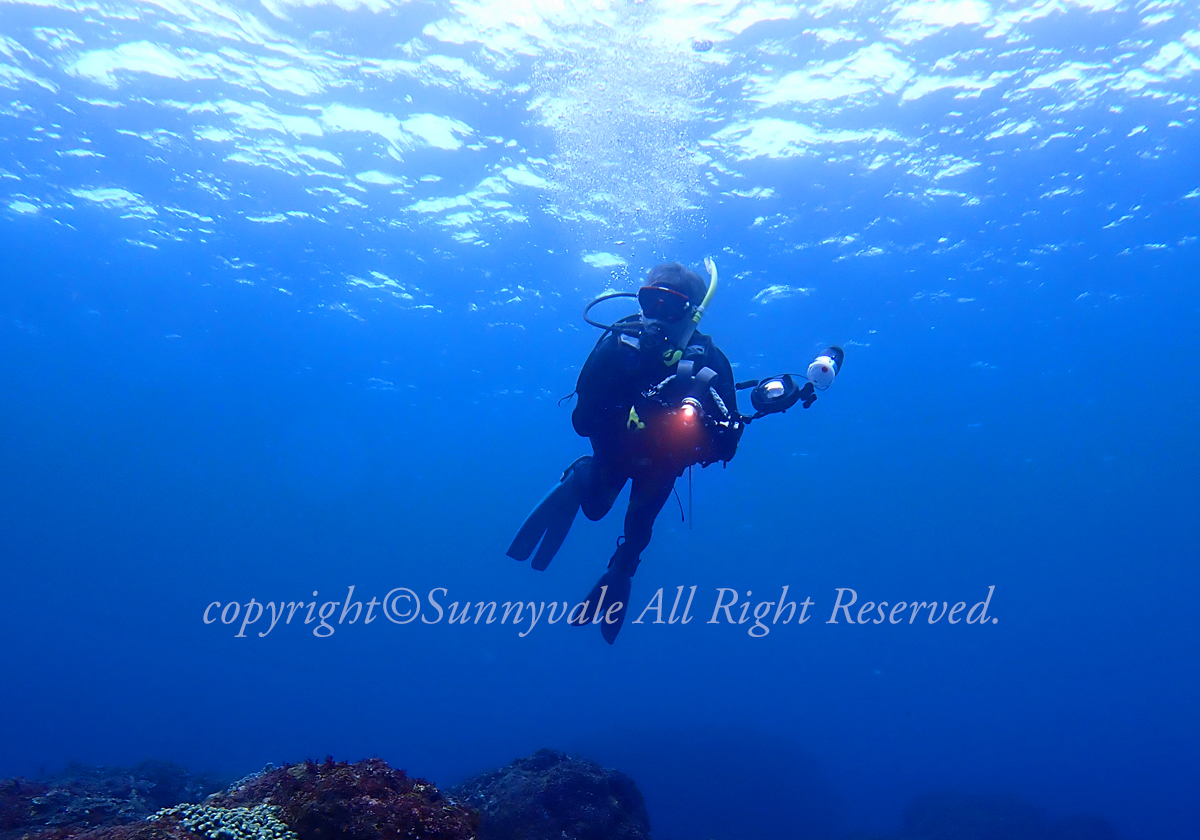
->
[[148, 804, 296, 840], [211, 759, 477, 840], [0, 762, 225, 840], [1, 759, 474, 840], [450, 749, 649, 840], [2, 755, 1131, 840], [1, 780, 50, 834]]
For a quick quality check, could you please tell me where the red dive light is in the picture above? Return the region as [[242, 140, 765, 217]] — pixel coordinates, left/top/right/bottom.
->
[[678, 397, 702, 427]]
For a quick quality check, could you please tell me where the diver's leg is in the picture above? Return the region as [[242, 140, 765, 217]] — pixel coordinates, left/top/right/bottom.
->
[[620, 470, 676, 559], [573, 470, 676, 643], [578, 457, 628, 522], [506, 455, 591, 569]]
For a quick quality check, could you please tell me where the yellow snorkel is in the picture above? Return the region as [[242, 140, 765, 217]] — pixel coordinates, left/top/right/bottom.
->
[[662, 256, 719, 365], [696, 255, 719, 324]]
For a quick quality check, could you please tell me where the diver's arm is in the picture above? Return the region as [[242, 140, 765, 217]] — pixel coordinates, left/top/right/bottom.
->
[[572, 336, 634, 439], [704, 344, 744, 463], [708, 345, 740, 418]]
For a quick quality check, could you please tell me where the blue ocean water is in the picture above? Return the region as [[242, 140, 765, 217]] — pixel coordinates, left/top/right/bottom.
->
[[1, 1, 1198, 838]]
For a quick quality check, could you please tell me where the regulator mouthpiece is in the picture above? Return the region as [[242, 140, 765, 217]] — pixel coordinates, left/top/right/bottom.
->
[[807, 345, 844, 391]]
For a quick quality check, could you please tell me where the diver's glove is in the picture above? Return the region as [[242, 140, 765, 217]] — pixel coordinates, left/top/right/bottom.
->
[[628, 389, 679, 432]]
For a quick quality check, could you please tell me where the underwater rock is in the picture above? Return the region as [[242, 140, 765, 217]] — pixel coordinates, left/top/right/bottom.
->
[[0, 762, 225, 840], [450, 749, 649, 840], [210, 758, 476, 840]]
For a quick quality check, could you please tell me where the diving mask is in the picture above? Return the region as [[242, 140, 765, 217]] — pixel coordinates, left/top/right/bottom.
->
[[637, 285, 693, 323]]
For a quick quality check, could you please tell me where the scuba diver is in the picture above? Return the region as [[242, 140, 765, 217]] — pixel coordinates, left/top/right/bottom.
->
[[506, 257, 843, 643]]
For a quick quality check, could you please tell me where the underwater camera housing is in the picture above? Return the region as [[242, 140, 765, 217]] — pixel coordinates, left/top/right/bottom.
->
[[746, 346, 844, 417], [750, 373, 806, 414]]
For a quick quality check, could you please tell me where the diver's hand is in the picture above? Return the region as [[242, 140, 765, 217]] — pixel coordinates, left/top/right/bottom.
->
[[631, 394, 670, 426]]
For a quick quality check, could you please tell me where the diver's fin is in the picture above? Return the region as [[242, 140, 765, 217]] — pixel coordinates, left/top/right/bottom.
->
[[506, 480, 580, 567], [506, 456, 590, 569], [573, 539, 639, 642], [571, 569, 633, 644], [528, 480, 580, 570], [599, 572, 632, 644]]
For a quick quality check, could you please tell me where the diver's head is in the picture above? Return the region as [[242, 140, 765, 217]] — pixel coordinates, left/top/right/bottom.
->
[[640, 263, 707, 319], [639, 263, 706, 357]]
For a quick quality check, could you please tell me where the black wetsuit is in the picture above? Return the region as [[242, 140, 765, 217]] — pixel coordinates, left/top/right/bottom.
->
[[571, 324, 743, 565]]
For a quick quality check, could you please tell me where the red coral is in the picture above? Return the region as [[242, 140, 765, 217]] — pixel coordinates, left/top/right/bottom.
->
[[212, 759, 476, 840]]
